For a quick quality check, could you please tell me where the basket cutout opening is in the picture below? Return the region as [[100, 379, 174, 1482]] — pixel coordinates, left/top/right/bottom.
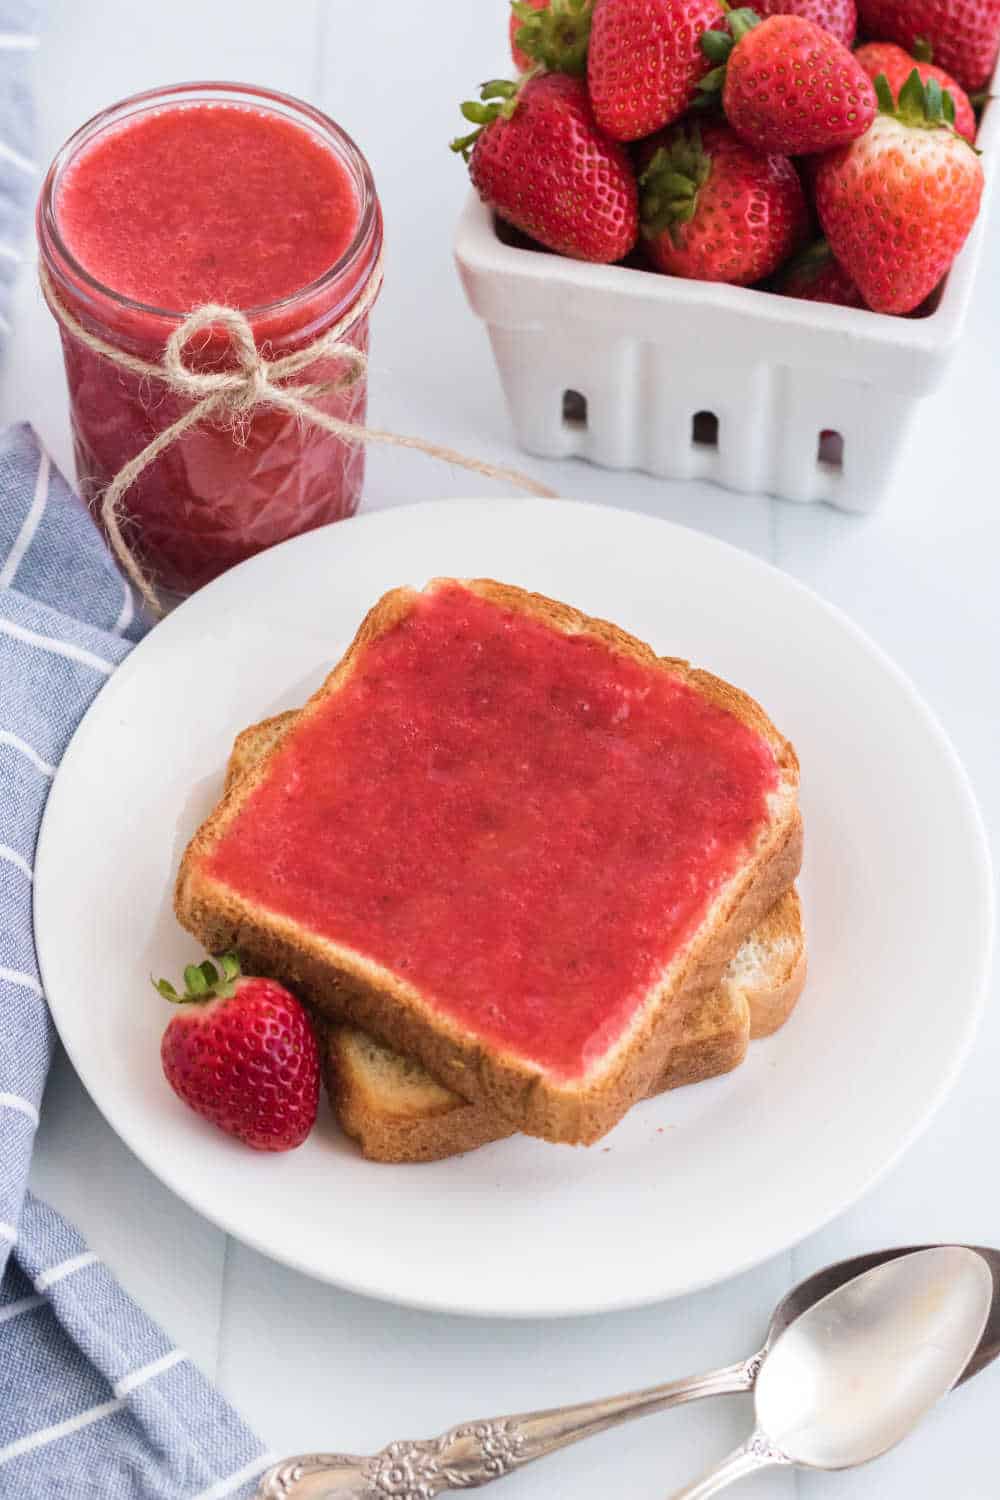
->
[[562, 390, 588, 430], [818, 429, 844, 471], [692, 411, 719, 449]]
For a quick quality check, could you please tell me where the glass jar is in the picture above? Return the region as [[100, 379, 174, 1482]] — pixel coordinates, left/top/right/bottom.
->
[[37, 82, 383, 597]]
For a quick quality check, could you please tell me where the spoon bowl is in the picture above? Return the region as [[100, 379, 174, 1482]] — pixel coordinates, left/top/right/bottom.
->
[[767, 1243, 1000, 1386], [758, 1247, 993, 1470], [670, 1246, 994, 1499]]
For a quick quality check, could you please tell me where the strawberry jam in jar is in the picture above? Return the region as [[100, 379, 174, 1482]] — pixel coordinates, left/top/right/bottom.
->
[[38, 82, 383, 595]]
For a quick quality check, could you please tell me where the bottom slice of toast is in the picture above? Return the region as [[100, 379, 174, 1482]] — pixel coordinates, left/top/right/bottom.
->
[[224, 713, 806, 1163]]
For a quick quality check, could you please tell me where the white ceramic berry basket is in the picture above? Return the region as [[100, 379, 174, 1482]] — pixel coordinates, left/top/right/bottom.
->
[[454, 89, 997, 512]]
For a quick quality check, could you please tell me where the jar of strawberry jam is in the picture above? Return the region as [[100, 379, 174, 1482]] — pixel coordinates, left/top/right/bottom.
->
[[37, 82, 383, 596]]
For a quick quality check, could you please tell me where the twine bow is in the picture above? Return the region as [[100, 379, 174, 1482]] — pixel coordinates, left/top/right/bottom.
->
[[40, 252, 557, 615]]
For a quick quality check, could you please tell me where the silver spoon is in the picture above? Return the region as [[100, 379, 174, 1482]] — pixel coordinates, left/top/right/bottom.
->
[[667, 1245, 993, 1499], [256, 1244, 1000, 1499]]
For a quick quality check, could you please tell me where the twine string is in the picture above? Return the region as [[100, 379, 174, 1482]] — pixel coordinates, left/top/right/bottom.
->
[[40, 252, 556, 615]]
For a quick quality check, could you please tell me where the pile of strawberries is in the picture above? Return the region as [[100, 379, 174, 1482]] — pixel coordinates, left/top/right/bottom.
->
[[452, 0, 998, 315]]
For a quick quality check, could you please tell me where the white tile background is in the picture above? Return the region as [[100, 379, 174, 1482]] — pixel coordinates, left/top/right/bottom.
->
[[3, 3, 998, 1495]]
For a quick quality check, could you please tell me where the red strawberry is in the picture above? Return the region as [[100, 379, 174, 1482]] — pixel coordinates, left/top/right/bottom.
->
[[701, 10, 877, 154], [638, 121, 807, 284], [156, 954, 319, 1151], [452, 73, 638, 262], [587, 0, 726, 143], [509, 0, 592, 74], [815, 71, 984, 314], [775, 237, 867, 305], [856, 0, 1000, 93], [855, 41, 977, 143], [752, 0, 856, 47]]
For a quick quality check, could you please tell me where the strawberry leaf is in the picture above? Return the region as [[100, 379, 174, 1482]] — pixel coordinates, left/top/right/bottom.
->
[[881, 70, 971, 150], [451, 78, 522, 160], [727, 7, 761, 44], [184, 963, 208, 996], [639, 126, 712, 243], [777, 238, 835, 289], [480, 79, 520, 101], [888, 69, 965, 140], [874, 72, 896, 114], [450, 129, 481, 160], [154, 952, 242, 1005], [697, 64, 728, 95], [511, 0, 592, 77], [461, 101, 501, 125], [700, 29, 734, 64]]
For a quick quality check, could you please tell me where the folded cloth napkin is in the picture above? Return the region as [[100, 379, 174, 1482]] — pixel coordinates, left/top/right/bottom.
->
[[0, 423, 273, 1498]]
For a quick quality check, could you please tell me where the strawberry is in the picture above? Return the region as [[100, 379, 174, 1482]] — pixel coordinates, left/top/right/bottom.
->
[[774, 237, 867, 305], [700, 10, 877, 153], [638, 121, 807, 284], [452, 73, 638, 262], [856, 0, 1000, 93], [587, 0, 726, 143], [855, 41, 977, 143], [815, 70, 984, 314], [751, 0, 856, 47], [509, 0, 592, 75], [156, 954, 319, 1151]]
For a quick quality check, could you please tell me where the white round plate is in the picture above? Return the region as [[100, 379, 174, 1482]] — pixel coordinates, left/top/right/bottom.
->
[[35, 498, 992, 1318]]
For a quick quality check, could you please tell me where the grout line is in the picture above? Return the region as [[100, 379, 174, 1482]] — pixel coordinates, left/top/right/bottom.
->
[[213, 1233, 233, 1391], [311, 0, 329, 106], [786, 1245, 803, 1500], [767, 495, 780, 567]]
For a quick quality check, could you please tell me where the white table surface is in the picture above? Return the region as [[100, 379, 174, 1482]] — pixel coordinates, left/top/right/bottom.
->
[[3, 3, 998, 1496]]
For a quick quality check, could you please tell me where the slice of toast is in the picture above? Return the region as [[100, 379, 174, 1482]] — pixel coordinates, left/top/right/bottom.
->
[[176, 580, 802, 1145], [226, 718, 805, 1162], [323, 892, 805, 1163]]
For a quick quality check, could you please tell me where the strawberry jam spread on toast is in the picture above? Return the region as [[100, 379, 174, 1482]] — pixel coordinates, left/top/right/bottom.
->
[[205, 584, 779, 1078]]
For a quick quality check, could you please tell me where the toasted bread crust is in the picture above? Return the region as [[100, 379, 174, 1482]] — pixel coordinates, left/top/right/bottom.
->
[[323, 1030, 517, 1164], [176, 580, 801, 1146], [224, 712, 298, 793], [738, 887, 808, 1040]]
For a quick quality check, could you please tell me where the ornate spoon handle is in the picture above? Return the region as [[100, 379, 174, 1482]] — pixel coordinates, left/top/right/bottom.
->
[[665, 1430, 792, 1499], [255, 1354, 760, 1498]]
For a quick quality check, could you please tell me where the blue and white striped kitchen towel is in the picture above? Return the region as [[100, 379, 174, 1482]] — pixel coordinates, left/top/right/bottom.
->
[[0, 424, 275, 1497]]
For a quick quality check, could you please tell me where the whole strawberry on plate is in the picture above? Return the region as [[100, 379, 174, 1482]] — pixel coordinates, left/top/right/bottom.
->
[[855, 41, 978, 143], [856, 0, 1000, 93], [815, 70, 984, 314], [774, 238, 867, 306], [752, 0, 856, 47], [700, 9, 877, 153], [509, 0, 592, 74], [639, 121, 808, 284], [451, 72, 638, 262], [156, 953, 319, 1151], [587, 0, 726, 142]]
